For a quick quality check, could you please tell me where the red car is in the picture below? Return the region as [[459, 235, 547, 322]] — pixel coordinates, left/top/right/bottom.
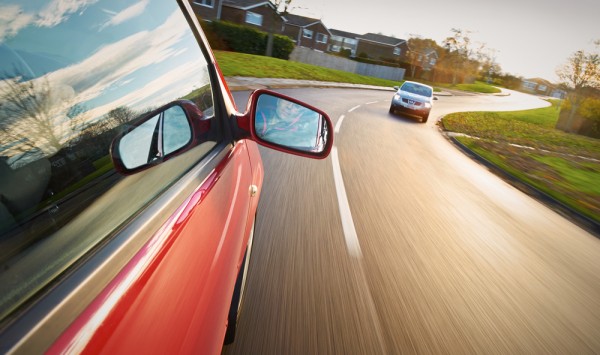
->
[[0, 0, 332, 353]]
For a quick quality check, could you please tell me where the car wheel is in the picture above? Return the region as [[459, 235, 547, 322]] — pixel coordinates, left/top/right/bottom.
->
[[389, 105, 396, 115], [223, 220, 255, 345]]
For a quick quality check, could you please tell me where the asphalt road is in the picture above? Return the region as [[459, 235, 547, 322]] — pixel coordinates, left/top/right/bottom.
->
[[223, 88, 600, 354]]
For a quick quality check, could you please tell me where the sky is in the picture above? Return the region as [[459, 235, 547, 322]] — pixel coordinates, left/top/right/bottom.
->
[[290, 0, 600, 83]]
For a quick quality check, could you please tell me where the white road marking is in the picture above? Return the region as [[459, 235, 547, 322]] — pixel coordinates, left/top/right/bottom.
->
[[365, 101, 379, 105], [332, 111, 362, 258], [335, 115, 345, 133], [349, 105, 360, 112]]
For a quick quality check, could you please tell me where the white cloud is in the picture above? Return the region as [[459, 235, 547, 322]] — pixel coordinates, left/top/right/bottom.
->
[[36, 0, 98, 27], [0, 0, 99, 41], [0, 5, 34, 42], [100, 0, 149, 30], [42, 10, 201, 122], [48, 11, 189, 103], [1, 8, 207, 149]]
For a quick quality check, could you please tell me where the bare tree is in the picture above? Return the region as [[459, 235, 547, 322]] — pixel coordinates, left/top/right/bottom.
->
[[108, 106, 136, 128], [0, 77, 73, 156], [556, 48, 600, 132]]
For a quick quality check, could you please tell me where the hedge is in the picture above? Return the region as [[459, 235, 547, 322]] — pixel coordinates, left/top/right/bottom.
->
[[200, 20, 294, 60]]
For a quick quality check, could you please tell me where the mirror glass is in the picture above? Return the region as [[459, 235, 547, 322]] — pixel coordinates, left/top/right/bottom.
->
[[118, 105, 191, 169], [254, 94, 327, 153]]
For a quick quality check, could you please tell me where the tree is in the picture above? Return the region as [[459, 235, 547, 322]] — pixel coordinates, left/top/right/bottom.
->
[[108, 106, 136, 128], [556, 47, 600, 132], [265, 0, 292, 57], [439, 28, 488, 85], [0, 77, 84, 158], [407, 35, 441, 79]]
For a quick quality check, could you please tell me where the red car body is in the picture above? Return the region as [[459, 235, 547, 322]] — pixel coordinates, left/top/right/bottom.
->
[[0, 0, 332, 353]]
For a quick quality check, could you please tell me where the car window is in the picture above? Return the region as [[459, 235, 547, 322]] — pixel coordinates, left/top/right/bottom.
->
[[0, 0, 219, 321], [401, 82, 432, 97]]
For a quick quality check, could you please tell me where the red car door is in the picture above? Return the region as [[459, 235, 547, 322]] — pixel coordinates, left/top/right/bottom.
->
[[48, 141, 256, 354]]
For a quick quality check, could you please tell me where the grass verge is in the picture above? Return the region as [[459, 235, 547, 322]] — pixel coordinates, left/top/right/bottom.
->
[[215, 51, 400, 88], [442, 103, 600, 225]]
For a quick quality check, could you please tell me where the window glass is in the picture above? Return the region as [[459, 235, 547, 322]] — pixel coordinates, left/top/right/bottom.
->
[[246, 12, 263, 26], [393, 47, 401, 56], [194, 0, 214, 7], [316, 33, 328, 43], [303, 29, 313, 39], [0, 0, 219, 320]]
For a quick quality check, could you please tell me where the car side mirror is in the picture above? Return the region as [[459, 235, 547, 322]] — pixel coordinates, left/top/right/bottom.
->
[[242, 90, 333, 159], [110, 100, 211, 175], [433, 96, 439, 100], [393, 86, 399, 90]]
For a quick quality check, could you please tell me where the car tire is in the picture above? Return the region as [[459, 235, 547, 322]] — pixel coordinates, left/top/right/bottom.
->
[[223, 220, 255, 345], [389, 105, 396, 115]]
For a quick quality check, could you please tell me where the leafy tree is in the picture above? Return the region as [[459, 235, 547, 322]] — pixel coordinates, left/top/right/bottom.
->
[[556, 46, 600, 132], [407, 35, 441, 78], [439, 28, 488, 85]]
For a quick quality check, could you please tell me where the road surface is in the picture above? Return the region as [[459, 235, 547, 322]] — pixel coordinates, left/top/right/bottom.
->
[[223, 88, 600, 354]]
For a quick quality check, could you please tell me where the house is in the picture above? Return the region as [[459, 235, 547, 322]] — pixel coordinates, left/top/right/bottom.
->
[[356, 33, 409, 62], [281, 14, 331, 52], [411, 48, 438, 71], [190, 0, 286, 33], [328, 29, 360, 57], [522, 78, 567, 99]]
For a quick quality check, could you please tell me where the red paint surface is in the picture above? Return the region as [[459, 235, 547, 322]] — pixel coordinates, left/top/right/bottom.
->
[[48, 142, 257, 355]]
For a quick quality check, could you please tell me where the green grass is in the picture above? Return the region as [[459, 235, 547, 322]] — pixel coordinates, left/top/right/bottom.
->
[[215, 51, 505, 95], [443, 106, 600, 159], [445, 105, 600, 223], [429, 80, 501, 94], [532, 156, 600, 196], [215, 51, 400, 88]]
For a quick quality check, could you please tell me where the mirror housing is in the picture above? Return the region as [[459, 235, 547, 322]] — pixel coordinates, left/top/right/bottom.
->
[[237, 89, 333, 159], [110, 100, 211, 175]]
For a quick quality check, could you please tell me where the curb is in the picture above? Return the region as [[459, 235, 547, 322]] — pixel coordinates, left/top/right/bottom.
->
[[442, 131, 600, 238]]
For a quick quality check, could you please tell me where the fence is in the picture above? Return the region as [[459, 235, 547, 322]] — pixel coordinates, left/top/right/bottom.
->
[[290, 47, 405, 82]]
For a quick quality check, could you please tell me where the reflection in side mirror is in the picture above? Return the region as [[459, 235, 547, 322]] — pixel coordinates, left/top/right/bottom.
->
[[253, 94, 329, 154], [111, 103, 193, 174]]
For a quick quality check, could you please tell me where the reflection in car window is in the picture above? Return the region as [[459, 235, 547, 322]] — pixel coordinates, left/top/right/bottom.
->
[[0, 0, 218, 320]]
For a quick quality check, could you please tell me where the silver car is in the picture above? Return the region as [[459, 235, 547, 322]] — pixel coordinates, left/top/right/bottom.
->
[[389, 81, 437, 123]]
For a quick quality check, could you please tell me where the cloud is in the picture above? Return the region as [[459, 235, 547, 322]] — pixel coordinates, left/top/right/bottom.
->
[[100, 0, 149, 30], [1, 8, 207, 151], [0, 5, 34, 42], [36, 0, 99, 27], [0, 0, 99, 42], [42, 10, 200, 120]]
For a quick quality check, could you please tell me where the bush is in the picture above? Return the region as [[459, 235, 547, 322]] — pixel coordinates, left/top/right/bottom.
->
[[580, 98, 600, 122], [200, 20, 294, 60], [272, 34, 295, 60]]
